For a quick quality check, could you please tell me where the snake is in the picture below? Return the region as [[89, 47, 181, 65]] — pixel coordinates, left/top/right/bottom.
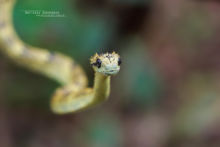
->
[[0, 0, 121, 114]]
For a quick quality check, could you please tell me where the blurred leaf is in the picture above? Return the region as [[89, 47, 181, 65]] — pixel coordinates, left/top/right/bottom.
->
[[14, 0, 116, 63], [120, 38, 162, 107], [85, 114, 122, 147], [174, 74, 220, 136]]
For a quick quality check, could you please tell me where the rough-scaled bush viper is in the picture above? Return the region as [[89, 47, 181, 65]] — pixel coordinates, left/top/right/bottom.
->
[[0, 0, 121, 114]]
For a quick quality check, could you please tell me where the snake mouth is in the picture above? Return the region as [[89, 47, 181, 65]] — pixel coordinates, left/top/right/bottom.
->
[[103, 70, 120, 76]]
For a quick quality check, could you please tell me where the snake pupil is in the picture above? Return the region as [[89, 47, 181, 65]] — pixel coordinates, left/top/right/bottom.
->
[[118, 58, 122, 65]]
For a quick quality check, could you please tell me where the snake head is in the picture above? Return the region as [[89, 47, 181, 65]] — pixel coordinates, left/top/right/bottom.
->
[[90, 51, 121, 76]]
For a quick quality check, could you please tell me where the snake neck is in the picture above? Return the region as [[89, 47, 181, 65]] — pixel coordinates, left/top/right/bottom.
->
[[50, 72, 111, 114], [92, 72, 111, 104]]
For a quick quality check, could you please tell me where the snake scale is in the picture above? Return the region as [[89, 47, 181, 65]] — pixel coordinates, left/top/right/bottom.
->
[[0, 0, 121, 114]]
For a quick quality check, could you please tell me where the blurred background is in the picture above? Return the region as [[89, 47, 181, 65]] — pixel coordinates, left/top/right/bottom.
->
[[1, 0, 220, 146]]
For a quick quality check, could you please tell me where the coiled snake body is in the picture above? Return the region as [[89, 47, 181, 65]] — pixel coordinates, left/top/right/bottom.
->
[[0, 0, 121, 114]]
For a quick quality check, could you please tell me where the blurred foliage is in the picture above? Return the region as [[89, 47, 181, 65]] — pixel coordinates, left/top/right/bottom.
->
[[14, 0, 116, 63], [1, 0, 220, 147], [119, 39, 162, 107]]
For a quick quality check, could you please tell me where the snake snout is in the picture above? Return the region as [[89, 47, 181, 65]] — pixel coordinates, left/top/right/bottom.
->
[[105, 64, 118, 70]]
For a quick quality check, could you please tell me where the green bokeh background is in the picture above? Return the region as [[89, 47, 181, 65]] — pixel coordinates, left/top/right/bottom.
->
[[1, 0, 220, 147]]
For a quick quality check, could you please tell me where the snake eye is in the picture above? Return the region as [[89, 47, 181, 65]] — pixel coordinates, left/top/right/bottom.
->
[[95, 58, 102, 68], [118, 58, 122, 65]]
